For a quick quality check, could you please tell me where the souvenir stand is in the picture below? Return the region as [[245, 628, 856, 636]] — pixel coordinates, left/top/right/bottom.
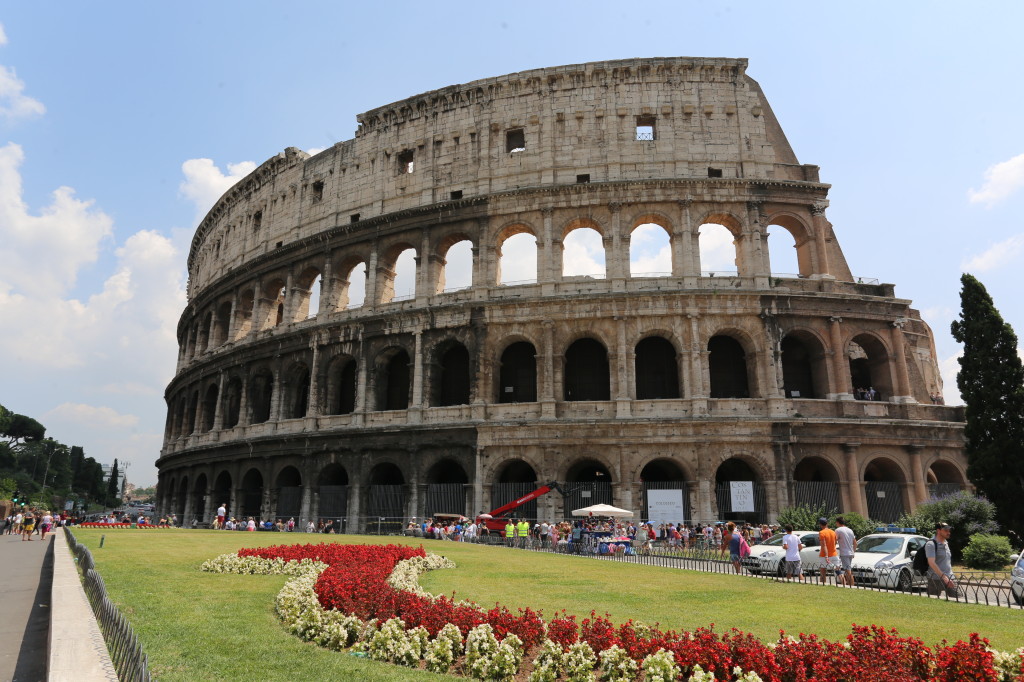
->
[[571, 504, 635, 555]]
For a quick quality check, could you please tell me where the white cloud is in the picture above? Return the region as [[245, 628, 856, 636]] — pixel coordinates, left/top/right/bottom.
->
[[0, 23, 7, 45], [698, 223, 737, 272], [960, 234, 1024, 273], [563, 228, 606, 277], [968, 153, 1024, 207], [306, 147, 326, 156], [938, 352, 963, 406], [0, 65, 44, 121], [44, 403, 139, 429], [179, 158, 256, 222]]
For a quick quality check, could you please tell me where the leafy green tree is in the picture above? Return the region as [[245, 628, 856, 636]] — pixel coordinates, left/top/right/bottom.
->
[[898, 491, 998, 561], [1, 413, 45, 446], [777, 503, 880, 539], [950, 273, 1024, 537]]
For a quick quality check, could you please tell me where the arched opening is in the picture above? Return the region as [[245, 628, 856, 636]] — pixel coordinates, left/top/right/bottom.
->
[[293, 267, 322, 320], [275, 466, 302, 521], [240, 468, 263, 519], [708, 335, 751, 398], [261, 278, 287, 329], [635, 336, 680, 399], [366, 462, 406, 530], [715, 457, 765, 524], [640, 459, 689, 524], [234, 289, 254, 339], [317, 463, 349, 530], [498, 341, 537, 403], [175, 477, 188, 521], [927, 460, 965, 499], [212, 471, 231, 519], [200, 384, 218, 432], [326, 356, 357, 415], [425, 459, 469, 517], [564, 338, 610, 401], [380, 246, 417, 303], [192, 473, 208, 524], [864, 457, 906, 522], [212, 301, 231, 347], [439, 238, 473, 293], [698, 222, 738, 275], [432, 342, 470, 407], [196, 312, 211, 354], [781, 333, 827, 399], [184, 390, 198, 434], [376, 348, 411, 411], [848, 334, 894, 401], [629, 222, 672, 277], [766, 217, 814, 278], [493, 460, 538, 523], [222, 377, 242, 429], [565, 458, 613, 511], [284, 363, 310, 419], [250, 368, 274, 424], [792, 456, 841, 512], [337, 261, 367, 310], [497, 230, 538, 285], [562, 226, 606, 278]]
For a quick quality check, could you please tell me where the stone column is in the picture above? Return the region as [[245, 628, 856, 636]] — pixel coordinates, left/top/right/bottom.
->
[[299, 481, 312, 528], [607, 202, 626, 288], [890, 319, 916, 403], [539, 208, 558, 285], [696, 444, 715, 521], [842, 443, 863, 516], [907, 445, 928, 510], [828, 316, 853, 399], [809, 204, 833, 279], [249, 280, 262, 335], [408, 452, 420, 521], [417, 226, 431, 301], [615, 316, 631, 417], [411, 330, 424, 409], [225, 292, 239, 343], [307, 341, 321, 417], [674, 199, 694, 279], [688, 314, 705, 397], [183, 483, 194, 526], [540, 319, 557, 419], [212, 371, 226, 430], [269, 364, 284, 422], [238, 370, 251, 427], [365, 244, 379, 308]]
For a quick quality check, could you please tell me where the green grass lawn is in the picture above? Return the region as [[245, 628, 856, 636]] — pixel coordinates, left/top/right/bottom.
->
[[72, 530, 1024, 681]]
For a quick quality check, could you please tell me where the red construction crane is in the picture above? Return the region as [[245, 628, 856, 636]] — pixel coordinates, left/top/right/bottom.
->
[[476, 481, 567, 533]]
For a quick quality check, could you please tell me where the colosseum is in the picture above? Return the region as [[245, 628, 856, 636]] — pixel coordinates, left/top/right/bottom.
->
[[156, 57, 968, 531]]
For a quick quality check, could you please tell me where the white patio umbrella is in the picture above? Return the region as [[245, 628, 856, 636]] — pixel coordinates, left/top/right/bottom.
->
[[571, 503, 634, 518]]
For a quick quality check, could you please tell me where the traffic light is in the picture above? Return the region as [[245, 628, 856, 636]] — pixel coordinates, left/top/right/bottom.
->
[[11, 489, 18, 504]]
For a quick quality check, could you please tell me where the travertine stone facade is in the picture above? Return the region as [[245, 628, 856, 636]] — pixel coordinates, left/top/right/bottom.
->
[[157, 58, 966, 530]]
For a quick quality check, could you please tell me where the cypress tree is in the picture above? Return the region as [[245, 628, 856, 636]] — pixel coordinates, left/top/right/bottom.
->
[[107, 458, 120, 504], [950, 273, 1024, 536]]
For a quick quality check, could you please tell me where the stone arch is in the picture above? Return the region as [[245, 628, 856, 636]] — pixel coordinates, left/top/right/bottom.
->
[[174, 475, 188, 521], [491, 459, 540, 522], [240, 467, 264, 520], [377, 241, 417, 304], [635, 334, 680, 399], [212, 300, 232, 347], [212, 471, 232, 518], [561, 217, 606, 278], [274, 465, 302, 521], [926, 458, 967, 498], [249, 366, 274, 423], [318, 462, 350, 486], [375, 346, 411, 411], [495, 458, 539, 484], [863, 455, 908, 522], [639, 457, 691, 522], [222, 375, 242, 429], [429, 339, 471, 407], [196, 311, 212, 354], [792, 454, 842, 511], [184, 389, 199, 435], [260, 276, 287, 330], [497, 339, 537, 403], [781, 329, 828, 399], [564, 456, 614, 509], [192, 472, 208, 524], [708, 333, 755, 398], [495, 222, 538, 286], [847, 331, 894, 401], [292, 265, 323, 321], [234, 288, 254, 339], [424, 458, 469, 518], [564, 337, 610, 401], [283, 361, 311, 419], [629, 215, 673, 278], [435, 232, 474, 294], [765, 213, 814, 278], [199, 382, 218, 432], [714, 456, 766, 523], [334, 254, 369, 310], [324, 354, 357, 415], [697, 212, 742, 276], [366, 461, 407, 526]]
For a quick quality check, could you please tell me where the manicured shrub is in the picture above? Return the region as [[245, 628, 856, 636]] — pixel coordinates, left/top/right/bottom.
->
[[776, 504, 878, 538], [962, 533, 1014, 570], [899, 491, 999, 561]]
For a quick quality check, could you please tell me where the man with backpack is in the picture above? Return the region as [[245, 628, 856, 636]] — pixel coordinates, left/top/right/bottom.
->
[[835, 516, 857, 587], [920, 522, 958, 598]]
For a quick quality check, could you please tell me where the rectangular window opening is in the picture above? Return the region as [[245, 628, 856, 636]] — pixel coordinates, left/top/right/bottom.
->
[[252, 210, 262, 232], [506, 128, 526, 153], [350, 213, 360, 223], [636, 115, 656, 141], [397, 150, 414, 174], [707, 167, 723, 178], [275, 241, 283, 249], [576, 174, 591, 184], [450, 190, 463, 200], [311, 180, 324, 202]]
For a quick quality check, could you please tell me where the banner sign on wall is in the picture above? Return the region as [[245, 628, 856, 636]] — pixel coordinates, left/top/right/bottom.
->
[[730, 481, 755, 513], [647, 488, 685, 526]]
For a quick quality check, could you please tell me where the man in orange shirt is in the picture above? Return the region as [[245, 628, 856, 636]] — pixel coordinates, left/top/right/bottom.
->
[[817, 517, 839, 584]]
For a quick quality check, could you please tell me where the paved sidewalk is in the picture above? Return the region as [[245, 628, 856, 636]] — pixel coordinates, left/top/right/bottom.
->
[[0, 531, 53, 682]]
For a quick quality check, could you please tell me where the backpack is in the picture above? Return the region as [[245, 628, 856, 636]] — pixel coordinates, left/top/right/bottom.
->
[[739, 535, 752, 558], [912, 539, 934, 575]]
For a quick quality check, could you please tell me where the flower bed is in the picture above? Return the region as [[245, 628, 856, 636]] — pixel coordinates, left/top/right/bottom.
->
[[202, 543, 1024, 681]]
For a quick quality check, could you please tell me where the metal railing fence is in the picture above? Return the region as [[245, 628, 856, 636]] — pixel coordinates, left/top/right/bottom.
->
[[65, 527, 152, 681]]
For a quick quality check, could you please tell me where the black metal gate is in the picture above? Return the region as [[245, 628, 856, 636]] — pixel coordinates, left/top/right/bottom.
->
[[276, 486, 301, 520], [367, 485, 406, 520], [425, 483, 466, 518], [792, 481, 841, 513], [714, 482, 766, 524], [241, 489, 262, 519], [642, 481, 689, 524], [491, 483, 539, 523], [565, 482, 613, 516], [865, 481, 903, 522]]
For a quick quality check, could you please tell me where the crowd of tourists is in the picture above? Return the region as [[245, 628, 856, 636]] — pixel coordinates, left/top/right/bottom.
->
[[3, 508, 62, 540]]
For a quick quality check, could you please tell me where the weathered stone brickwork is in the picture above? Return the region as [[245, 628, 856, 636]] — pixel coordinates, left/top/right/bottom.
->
[[157, 58, 966, 530]]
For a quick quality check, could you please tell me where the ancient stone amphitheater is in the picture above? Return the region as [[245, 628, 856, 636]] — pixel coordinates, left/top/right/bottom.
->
[[156, 57, 967, 531]]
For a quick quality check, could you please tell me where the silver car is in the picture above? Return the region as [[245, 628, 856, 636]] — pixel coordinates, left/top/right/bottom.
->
[[1010, 551, 1023, 606]]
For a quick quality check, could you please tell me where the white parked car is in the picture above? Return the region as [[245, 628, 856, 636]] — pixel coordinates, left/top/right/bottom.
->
[[742, 531, 820, 576], [830, 532, 931, 591], [1010, 552, 1023, 606]]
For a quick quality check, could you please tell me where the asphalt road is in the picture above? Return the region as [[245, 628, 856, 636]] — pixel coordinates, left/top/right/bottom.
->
[[0, 531, 53, 682]]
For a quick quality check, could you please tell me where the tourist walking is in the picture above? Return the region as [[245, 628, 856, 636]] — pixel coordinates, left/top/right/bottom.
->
[[835, 516, 857, 586], [925, 522, 958, 598], [817, 517, 839, 583]]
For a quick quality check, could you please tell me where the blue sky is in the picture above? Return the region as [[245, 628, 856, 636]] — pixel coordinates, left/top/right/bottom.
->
[[2, 3, 1022, 487]]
